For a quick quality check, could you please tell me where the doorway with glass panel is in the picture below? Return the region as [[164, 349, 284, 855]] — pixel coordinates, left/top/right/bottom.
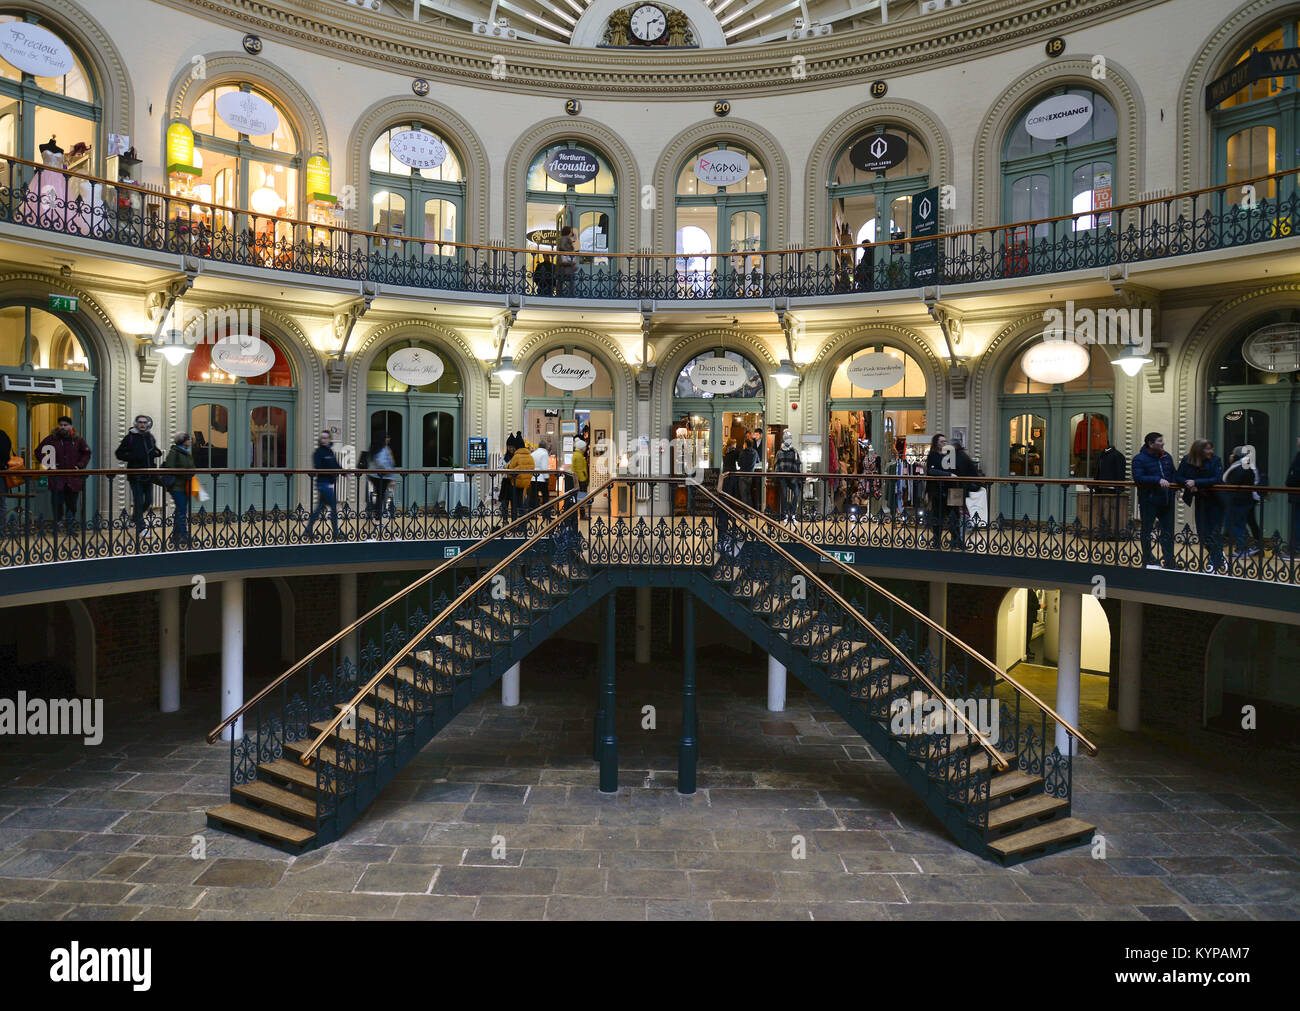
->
[[0, 392, 88, 522], [189, 393, 292, 514]]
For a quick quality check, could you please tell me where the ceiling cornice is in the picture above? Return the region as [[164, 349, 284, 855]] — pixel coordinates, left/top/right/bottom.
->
[[155, 0, 1168, 98]]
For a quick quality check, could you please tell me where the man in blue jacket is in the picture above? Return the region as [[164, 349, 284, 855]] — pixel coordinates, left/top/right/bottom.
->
[[1132, 431, 1180, 569]]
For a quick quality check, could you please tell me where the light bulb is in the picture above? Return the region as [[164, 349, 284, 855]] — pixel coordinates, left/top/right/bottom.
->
[[1115, 356, 1148, 377], [157, 344, 192, 366]]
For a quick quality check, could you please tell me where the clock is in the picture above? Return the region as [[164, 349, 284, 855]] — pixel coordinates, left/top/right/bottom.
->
[[630, 4, 667, 43]]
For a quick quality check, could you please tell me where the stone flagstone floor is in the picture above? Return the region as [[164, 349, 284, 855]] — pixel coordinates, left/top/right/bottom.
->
[[0, 641, 1296, 921]]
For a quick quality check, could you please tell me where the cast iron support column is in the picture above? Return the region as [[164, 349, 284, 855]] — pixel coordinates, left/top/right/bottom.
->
[[593, 605, 605, 762], [679, 593, 698, 794], [599, 593, 618, 793]]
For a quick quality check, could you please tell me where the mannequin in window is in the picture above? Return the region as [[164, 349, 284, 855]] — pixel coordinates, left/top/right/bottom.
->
[[23, 138, 68, 227]]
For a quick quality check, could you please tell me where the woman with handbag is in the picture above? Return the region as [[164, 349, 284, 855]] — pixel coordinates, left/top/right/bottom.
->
[[926, 433, 965, 551], [162, 433, 194, 546]]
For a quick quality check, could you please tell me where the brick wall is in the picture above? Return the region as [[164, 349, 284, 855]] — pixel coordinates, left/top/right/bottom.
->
[[1138, 603, 1213, 734], [946, 583, 1006, 660], [88, 590, 160, 702]]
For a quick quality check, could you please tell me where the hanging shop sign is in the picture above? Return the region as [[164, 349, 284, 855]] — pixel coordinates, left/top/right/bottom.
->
[[1207, 48, 1300, 109], [911, 185, 940, 284], [845, 352, 906, 390], [305, 155, 335, 204], [385, 346, 445, 386], [1020, 338, 1091, 385], [1242, 322, 1300, 374], [848, 133, 908, 173], [0, 21, 74, 77], [1023, 93, 1093, 140], [388, 129, 447, 170], [689, 356, 747, 394], [540, 354, 598, 391], [544, 148, 600, 185], [166, 123, 198, 176], [216, 90, 279, 137], [527, 228, 559, 246], [210, 335, 275, 378], [693, 149, 750, 187]]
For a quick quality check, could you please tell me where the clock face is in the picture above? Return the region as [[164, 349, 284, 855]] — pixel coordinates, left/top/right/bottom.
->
[[630, 4, 667, 42]]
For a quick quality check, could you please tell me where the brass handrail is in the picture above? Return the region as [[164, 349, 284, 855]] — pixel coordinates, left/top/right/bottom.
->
[[296, 478, 613, 766], [204, 479, 582, 744], [714, 487, 1099, 756], [700, 483, 1009, 772]]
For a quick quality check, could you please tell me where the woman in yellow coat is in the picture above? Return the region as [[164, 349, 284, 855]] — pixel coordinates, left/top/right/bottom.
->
[[506, 432, 534, 526], [571, 438, 589, 518]]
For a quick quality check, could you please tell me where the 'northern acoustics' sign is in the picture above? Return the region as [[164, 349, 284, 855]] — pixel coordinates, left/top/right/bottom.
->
[[544, 148, 600, 185], [1207, 48, 1300, 109]]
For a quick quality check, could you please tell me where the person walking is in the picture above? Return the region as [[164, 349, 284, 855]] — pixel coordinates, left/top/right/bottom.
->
[[1176, 439, 1225, 572], [161, 432, 194, 545], [507, 434, 534, 529], [529, 439, 551, 515], [1222, 445, 1258, 560], [925, 433, 965, 550], [557, 225, 578, 295], [115, 415, 162, 533], [773, 430, 802, 525], [307, 429, 342, 540], [1132, 431, 1180, 569], [36, 415, 91, 528], [737, 437, 757, 510], [368, 435, 397, 532], [0, 422, 11, 518], [571, 437, 589, 520]]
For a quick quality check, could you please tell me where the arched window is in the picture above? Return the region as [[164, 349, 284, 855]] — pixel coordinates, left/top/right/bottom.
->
[[1001, 87, 1117, 236], [675, 143, 767, 296], [672, 350, 767, 471], [1207, 313, 1300, 536], [0, 14, 100, 172], [523, 347, 615, 475], [828, 127, 930, 249], [188, 335, 293, 387], [177, 82, 300, 243], [369, 124, 464, 249], [827, 346, 928, 485], [1210, 22, 1300, 206], [525, 141, 617, 271]]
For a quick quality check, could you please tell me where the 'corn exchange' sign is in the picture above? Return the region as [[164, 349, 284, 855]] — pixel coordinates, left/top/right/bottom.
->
[[1206, 48, 1300, 109]]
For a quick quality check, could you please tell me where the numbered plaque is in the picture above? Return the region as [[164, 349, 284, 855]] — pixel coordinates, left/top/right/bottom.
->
[[565, 98, 582, 116], [1045, 36, 1066, 58], [870, 80, 887, 99], [713, 99, 731, 117], [412, 78, 430, 97], [242, 34, 263, 55]]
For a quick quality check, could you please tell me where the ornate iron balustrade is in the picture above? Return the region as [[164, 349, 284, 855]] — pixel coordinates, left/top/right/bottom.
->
[[2, 466, 1296, 587], [1, 154, 1296, 300]]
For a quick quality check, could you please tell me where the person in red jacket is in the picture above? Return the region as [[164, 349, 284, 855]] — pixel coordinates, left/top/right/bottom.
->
[[36, 415, 92, 527]]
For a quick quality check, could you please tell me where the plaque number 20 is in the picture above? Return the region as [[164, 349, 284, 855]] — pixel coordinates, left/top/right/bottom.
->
[[714, 100, 730, 117]]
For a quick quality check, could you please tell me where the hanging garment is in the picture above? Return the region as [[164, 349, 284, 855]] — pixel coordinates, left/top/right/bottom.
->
[[1073, 415, 1110, 457]]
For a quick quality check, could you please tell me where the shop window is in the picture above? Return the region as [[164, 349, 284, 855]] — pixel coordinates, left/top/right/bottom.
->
[[368, 124, 464, 247]]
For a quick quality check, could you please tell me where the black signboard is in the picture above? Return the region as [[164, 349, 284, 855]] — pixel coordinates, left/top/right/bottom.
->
[[1207, 48, 1300, 109], [848, 133, 908, 173], [911, 186, 939, 284], [467, 436, 488, 467], [544, 148, 600, 185]]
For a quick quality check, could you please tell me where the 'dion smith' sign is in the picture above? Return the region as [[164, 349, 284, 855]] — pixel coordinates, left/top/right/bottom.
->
[[690, 356, 747, 394]]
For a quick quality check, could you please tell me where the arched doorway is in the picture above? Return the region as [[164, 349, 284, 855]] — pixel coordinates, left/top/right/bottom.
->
[[995, 587, 1111, 675], [187, 331, 296, 512], [675, 143, 767, 297], [1205, 614, 1300, 748], [523, 346, 614, 472], [525, 141, 617, 295], [672, 349, 768, 475], [365, 338, 463, 510], [0, 302, 98, 523]]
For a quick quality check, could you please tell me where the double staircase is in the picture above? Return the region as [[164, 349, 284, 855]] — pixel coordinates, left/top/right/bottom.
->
[[206, 482, 1095, 865]]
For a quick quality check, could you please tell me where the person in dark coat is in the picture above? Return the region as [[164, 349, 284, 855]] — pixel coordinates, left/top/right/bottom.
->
[[0, 422, 12, 516], [1222, 445, 1258, 559], [115, 415, 162, 533], [737, 438, 757, 509], [925, 433, 964, 550], [854, 239, 874, 292], [1131, 431, 1179, 569], [1287, 437, 1300, 560], [36, 415, 91, 526], [1176, 438, 1225, 572], [773, 430, 802, 524], [162, 432, 194, 546], [307, 429, 342, 540]]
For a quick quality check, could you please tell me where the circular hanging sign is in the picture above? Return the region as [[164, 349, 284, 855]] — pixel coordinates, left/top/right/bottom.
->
[[1023, 93, 1093, 140], [694, 149, 751, 187], [0, 22, 74, 77], [848, 133, 909, 174], [845, 352, 906, 390], [540, 354, 598, 391], [1021, 339, 1091, 385], [1242, 322, 1300, 374], [544, 148, 599, 185], [210, 335, 275, 378], [216, 90, 279, 137], [689, 356, 747, 394], [385, 346, 445, 387], [388, 129, 447, 170]]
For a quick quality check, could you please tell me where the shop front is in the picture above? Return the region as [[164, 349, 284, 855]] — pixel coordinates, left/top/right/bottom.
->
[[522, 347, 614, 495], [671, 350, 768, 510]]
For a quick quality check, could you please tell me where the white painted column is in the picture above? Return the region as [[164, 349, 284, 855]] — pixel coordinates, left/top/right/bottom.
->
[[159, 586, 180, 713], [1055, 590, 1083, 755], [928, 580, 947, 676], [501, 662, 520, 707], [221, 578, 245, 741], [340, 572, 358, 667], [635, 586, 651, 664], [1118, 599, 1143, 732], [767, 654, 787, 712]]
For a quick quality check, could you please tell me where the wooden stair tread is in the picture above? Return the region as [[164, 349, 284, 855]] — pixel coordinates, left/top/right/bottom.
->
[[259, 758, 317, 789], [986, 792, 1068, 828], [284, 739, 338, 765], [232, 780, 318, 819], [309, 720, 377, 749], [987, 817, 1095, 857], [207, 803, 316, 845]]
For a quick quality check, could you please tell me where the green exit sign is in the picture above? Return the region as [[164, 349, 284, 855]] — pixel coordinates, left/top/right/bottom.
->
[[443, 546, 460, 559], [48, 294, 78, 312], [827, 550, 855, 564]]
